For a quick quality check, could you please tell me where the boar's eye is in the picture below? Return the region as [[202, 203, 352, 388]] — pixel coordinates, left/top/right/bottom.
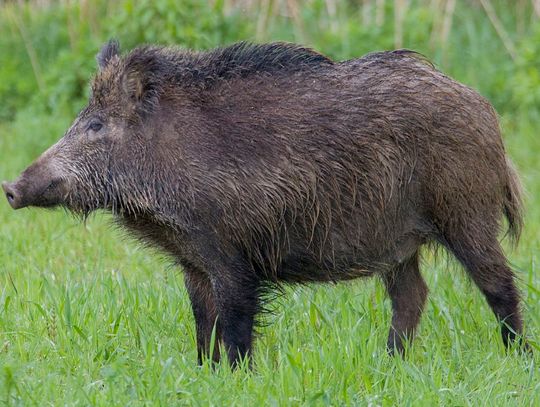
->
[[86, 119, 103, 133]]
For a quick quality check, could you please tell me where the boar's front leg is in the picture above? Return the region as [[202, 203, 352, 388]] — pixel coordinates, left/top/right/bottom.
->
[[194, 240, 260, 368], [184, 267, 221, 365], [383, 251, 428, 355], [211, 264, 260, 369]]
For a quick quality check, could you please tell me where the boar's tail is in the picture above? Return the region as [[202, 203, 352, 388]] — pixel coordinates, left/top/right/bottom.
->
[[503, 157, 524, 245]]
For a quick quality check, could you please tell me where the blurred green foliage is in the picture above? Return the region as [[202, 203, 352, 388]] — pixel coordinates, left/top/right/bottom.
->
[[512, 22, 540, 120], [0, 0, 539, 124]]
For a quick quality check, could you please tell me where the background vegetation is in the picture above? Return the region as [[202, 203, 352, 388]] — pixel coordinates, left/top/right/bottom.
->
[[0, 0, 538, 405]]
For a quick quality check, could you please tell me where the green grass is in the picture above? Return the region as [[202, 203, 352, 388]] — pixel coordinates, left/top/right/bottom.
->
[[1, 0, 540, 405]]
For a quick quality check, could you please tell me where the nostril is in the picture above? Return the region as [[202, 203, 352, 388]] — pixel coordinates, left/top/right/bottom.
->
[[2, 182, 19, 208]]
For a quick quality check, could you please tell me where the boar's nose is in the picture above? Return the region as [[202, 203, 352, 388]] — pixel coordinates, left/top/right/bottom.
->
[[2, 181, 23, 210]]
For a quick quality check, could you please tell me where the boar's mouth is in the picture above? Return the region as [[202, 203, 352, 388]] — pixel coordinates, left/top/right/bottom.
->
[[2, 178, 65, 210]]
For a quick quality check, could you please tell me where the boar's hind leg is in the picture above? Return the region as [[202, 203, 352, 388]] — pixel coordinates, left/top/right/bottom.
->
[[383, 251, 428, 355], [184, 268, 221, 365], [442, 228, 527, 351]]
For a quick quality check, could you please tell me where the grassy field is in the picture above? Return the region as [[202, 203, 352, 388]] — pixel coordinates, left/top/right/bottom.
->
[[1, 1, 539, 405]]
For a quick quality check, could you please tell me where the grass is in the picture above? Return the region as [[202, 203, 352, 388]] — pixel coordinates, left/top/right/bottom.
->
[[1, 1, 540, 405]]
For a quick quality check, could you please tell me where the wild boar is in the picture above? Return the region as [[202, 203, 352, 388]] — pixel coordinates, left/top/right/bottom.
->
[[2, 40, 528, 367]]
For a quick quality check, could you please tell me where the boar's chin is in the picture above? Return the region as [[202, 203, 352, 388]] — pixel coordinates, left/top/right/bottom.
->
[[62, 190, 110, 217], [64, 201, 100, 217]]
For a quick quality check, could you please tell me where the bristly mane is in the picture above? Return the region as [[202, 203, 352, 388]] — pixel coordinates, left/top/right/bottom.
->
[[197, 41, 334, 78], [122, 41, 334, 89]]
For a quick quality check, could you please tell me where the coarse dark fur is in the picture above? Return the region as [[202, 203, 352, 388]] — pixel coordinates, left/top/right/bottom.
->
[[2, 40, 529, 367]]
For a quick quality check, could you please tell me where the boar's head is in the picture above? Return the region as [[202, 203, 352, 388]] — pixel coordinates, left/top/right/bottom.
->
[[3, 40, 167, 217]]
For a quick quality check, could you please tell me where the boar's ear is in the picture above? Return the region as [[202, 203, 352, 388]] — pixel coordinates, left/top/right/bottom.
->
[[121, 52, 161, 115], [97, 39, 120, 70]]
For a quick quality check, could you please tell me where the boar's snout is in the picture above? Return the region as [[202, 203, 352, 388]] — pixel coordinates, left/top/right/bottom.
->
[[2, 161, 66, 210], [2, 181, 23, 209]]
